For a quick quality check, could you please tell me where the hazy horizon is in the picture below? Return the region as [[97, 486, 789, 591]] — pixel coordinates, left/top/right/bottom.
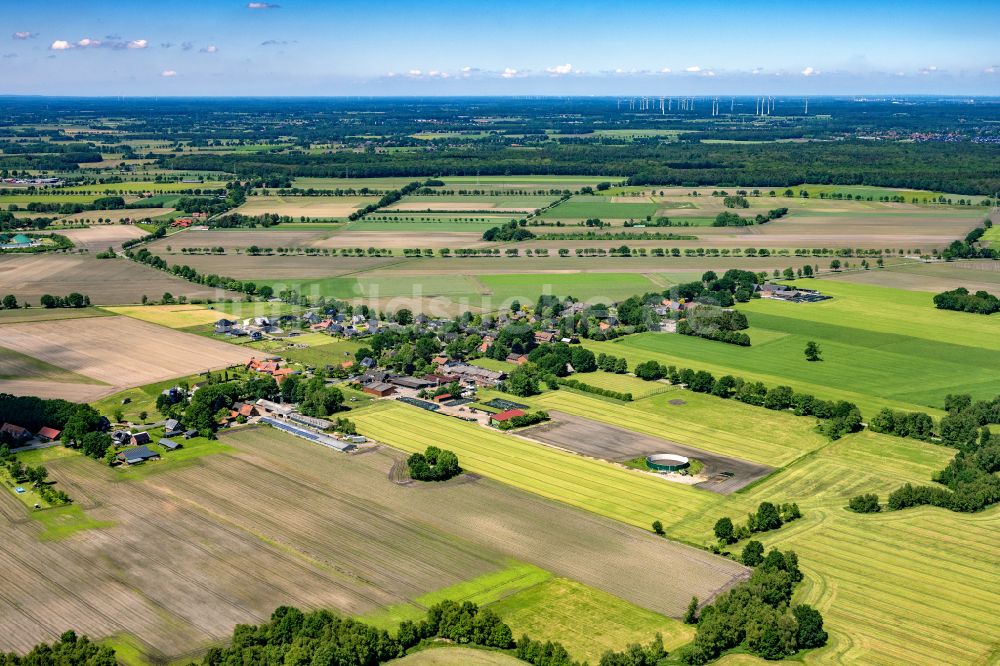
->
[[4, 0, 999, 96]]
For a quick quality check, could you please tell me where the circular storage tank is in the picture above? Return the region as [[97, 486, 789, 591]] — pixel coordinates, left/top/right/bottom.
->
[[646, 453, 690, 472]]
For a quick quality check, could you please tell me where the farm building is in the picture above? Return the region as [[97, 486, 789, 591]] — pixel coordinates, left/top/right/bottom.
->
[[362, 382, 395, 397], [290, 413, 332, 430], [0, 423, 31, 442], [534, 331, 557, 344], [118, 445, 160, 465], [36, 427, 61, 442], [159, 438, 181, 451], [389, 376, 433, 390], [130, 432, 152, 446], [490, 409, 526, 425], [163, 419, 183, 437], [255, 399, 294, 418]]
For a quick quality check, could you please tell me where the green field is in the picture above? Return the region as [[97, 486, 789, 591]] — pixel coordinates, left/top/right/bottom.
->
[[565, 370, 674, 399], [540, 196, 661, 220], [656, 429, 998, 666], [534, 389, 828, 467], [585, 280, 1000, 416], [491, 577, 692, 662], [360, 559, 688, 663], [350, 401, 713, 530]]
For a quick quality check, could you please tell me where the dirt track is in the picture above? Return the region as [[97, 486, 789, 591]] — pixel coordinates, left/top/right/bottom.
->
[[521, 412, 774, 494]]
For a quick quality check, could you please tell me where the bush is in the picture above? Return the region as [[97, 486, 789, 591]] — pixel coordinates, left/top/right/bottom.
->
[[848, 493, 881, 513], [558, 378, 632, 401]]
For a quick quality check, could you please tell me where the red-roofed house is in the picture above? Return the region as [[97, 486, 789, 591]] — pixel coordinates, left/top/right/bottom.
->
[[36, 427, 61, 442], [272, 367, 296, 383], [489, 409, 526, 425]]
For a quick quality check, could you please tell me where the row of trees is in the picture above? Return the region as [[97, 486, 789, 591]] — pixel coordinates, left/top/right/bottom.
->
[[712, 501, 802, 545], [348, 180, 424, 220], [558, 378, 633, 402], [630, 362, 862, 439]]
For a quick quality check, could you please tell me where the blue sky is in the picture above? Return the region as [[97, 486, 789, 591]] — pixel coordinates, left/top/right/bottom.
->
[[3, 0, 999, 95]]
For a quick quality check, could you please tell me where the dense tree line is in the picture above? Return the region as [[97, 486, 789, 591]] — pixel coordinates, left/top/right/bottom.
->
[[483, 220, 536, 242], [407, 446, 462, 481], [678, 547, 826, 663], [0, 631, 116, 666], [677, 306, 751, 346], [933, 287, 1000, 314], [712, 207, 788, 227], [867, 408, 935, 440], [348, 180, 424, 220], [0, 394, 111, 459]]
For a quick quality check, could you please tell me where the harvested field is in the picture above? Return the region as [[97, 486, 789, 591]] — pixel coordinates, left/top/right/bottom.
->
[[0, 345, 101, 385], [827, 259, 1000, 294], [146, 229, 332, 251], [0, 427, 746, 662], [520, 412, 773, 494], [661, 431, 999, 666], [0, 316, 252, 401], [233, 195, 378, 218], [0, 255, 237, 305], [57, 225, 149, 251]]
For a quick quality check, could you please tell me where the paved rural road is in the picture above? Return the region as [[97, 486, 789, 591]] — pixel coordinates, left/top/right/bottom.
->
[[521, 411, 774, 494]]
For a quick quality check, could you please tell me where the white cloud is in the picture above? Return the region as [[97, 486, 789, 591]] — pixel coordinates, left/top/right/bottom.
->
[[660, 67, 671, 74], [201, 44, 219, 54], [501, 67, 519, 78], [983, 66, 996, 74], [161, 69, 177, 77], [801, 66, 818, 77], [247, 2, 281, 8], [13, 31, 37, 40], [919, 65, 939, 75], [407, 69, 422, 77], [751, 67, 763, 75], [50, 40, 72, 50], [702, 69, 716, 77], [685, 65, 701, 73], [546, 63, 573, 75], [76, 38, 100, 47], [127, 39, 148, 49]]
